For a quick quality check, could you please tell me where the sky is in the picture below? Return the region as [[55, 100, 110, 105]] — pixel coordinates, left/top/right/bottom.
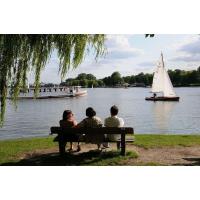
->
[[29, 34, 200, 83]]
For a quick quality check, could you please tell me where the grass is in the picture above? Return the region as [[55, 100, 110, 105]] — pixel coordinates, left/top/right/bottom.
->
[[135, 162, 163, 166], [134, 134, 200, 149], [0, 136, 138, 165], [0, 136, 56, 164], [1, 134, 200, 165], [91, 151, 138, 166]]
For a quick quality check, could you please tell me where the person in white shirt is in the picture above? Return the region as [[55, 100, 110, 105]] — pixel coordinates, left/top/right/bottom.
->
[[104, 105, 124, 141]]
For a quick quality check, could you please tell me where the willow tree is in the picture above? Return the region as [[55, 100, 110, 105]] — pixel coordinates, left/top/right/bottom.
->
[[0, 34, 105, 125]]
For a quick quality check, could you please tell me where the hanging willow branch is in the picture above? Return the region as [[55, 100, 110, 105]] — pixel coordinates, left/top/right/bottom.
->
[[0, 34, 106, 125]]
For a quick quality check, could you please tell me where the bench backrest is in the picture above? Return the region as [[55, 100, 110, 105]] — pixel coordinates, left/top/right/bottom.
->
[[51, 127, 134, 135]]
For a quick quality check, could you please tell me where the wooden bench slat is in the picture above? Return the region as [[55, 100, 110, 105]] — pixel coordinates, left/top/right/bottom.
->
[[53, 136, 134, 143], [51, 127, 134, 135]]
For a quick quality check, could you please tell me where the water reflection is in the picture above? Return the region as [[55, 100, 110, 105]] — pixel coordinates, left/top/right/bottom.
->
[[152, 101, 177, 132]]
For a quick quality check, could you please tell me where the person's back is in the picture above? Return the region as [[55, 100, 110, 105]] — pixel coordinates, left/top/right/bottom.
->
[[77, 107, 103, 149], [104, 105, 124, 141], [59, 110, 80, 151], [59, 119, 76, 128], [79, 116, 102, 128], [104, 116, 124, 127]]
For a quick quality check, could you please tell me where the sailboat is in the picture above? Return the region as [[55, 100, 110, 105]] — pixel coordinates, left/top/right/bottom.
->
[[145, 53, 180, 101]]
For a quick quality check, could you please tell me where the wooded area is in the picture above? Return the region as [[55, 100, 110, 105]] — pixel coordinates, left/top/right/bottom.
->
[[61, 67, 200, 87]]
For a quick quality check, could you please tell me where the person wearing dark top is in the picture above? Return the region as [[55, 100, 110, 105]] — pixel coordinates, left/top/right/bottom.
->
[[59, 110, 81, 152]]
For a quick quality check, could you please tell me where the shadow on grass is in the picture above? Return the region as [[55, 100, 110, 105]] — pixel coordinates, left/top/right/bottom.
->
[[173, 157, 200, 166], [0, 150, 138, 166]]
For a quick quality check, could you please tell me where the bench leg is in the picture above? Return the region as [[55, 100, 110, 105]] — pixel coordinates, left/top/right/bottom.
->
[[59, 141, 66, 156], [121, 133, 126, 156]]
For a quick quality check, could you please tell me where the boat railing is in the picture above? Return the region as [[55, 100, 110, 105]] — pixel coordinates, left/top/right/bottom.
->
[[20, 87, 70, 93]]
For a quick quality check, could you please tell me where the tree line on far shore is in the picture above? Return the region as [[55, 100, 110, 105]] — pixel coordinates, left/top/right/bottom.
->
[[59, 67, 200, 88]]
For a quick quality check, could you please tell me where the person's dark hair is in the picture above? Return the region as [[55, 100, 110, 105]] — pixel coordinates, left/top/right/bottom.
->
[[86, 107, 96, 118], [62, 110, 72, 120], [110, 105, 118, 116]]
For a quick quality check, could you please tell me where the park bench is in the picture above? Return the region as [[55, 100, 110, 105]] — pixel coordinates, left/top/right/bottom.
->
[[50, 127, 134, 156]]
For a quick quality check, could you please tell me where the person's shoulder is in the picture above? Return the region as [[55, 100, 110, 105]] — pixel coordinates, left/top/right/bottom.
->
[[94, 116, 102, 121], [77, 118, 87, 127], [118, 117, 124, 126], [79, 117, 87, 124], [69, 119, 77, 126], [73, 120, 78, 126], [104, 116, 111, 121], [112, 116, 121, 122], [83, 117, 89, 122], [93, 116, 102, 125], [105, 116, 118, 123], [118, 116, 124, 120], [117, 117, 124, 121]]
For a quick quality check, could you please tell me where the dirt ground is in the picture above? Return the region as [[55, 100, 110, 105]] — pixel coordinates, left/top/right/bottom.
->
[[21, 143, 200, 166], [131, 145, 200, 165]]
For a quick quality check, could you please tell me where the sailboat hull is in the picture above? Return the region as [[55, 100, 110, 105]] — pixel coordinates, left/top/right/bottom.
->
[[145, 96, 180, 101]]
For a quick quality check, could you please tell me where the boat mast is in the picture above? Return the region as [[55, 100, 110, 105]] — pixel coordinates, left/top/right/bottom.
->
[[161, 52, 164, 68]]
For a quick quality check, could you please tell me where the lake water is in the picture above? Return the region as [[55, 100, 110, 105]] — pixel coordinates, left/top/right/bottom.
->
[[0, 87, 200, 140]]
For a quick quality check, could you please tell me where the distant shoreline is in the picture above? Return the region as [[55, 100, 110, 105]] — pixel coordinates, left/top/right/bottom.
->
[[82, 85, 200, 88]]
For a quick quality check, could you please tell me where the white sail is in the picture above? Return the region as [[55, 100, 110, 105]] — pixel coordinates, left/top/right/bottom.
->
[[151, 53, 177, 97], [151, 60, 164, 93], [163, 68, 176, 97]]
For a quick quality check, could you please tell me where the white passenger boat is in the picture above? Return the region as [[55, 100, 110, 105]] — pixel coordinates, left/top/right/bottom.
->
[[7, 86, 87, 99]]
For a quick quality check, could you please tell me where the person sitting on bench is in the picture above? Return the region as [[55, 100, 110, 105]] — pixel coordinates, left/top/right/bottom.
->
[[104, 105, 124, 142], [60, 110, 81, 152], [77, 107, 104, 150]]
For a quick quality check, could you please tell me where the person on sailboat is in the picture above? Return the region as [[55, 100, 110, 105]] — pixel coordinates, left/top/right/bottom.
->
[[153, 93, 157, 99]]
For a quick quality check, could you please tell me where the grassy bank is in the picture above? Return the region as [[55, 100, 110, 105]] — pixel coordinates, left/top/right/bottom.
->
[[0, 137, 56, 164], [1, 134, 200, 165], [134, 134, 200, 148]]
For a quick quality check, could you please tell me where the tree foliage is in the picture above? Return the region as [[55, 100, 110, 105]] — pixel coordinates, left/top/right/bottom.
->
[[102, 71, 123, 86], [168, 68, 200, 86], [63, 73, 99, 88], [64, 67, 200, 88], [0, 34, 105, 125]]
